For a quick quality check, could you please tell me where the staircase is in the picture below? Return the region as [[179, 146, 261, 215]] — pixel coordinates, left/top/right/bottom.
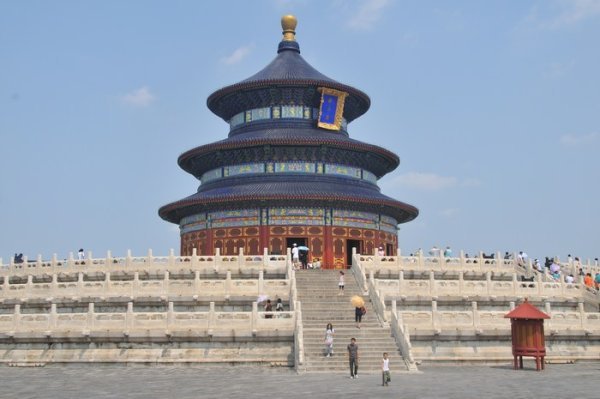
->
[[296, 269, 408, 373]]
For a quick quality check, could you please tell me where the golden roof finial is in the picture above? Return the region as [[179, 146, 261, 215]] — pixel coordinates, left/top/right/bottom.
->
[[281, 15, 297, 41]]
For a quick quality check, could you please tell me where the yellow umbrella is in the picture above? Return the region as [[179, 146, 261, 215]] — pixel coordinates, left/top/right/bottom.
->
[[351, 295, 364, 308]]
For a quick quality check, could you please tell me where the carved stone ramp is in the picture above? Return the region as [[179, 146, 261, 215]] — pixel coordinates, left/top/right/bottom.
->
[[295, 269, 411, 373]]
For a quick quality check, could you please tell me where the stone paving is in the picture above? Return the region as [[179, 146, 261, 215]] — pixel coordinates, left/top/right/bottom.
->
[[0, 362, 598, 399]]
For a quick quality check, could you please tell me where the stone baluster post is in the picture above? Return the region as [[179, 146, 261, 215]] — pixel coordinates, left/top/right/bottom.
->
[[77, 272, 84, 298], [258, 271, 264, 295], [126, 249, 132, 268], [163, 271, 169, 298], [133, 272, 139, 297], [126, 302, 134, 333], [214, 247, 221, 273], [87, 302, 95, 332], [429, 271, 436, 296], [167, 301, 174, 333], [13, 304, 21, 333], [3, 274, 10, 298], [512, 273, 518, 296], [49, 303, 57, 331], [106, 250, 112, 267], [485, 271, 492, 295], [578, 301, 586, 330], [26, 275, 33, 292], [68, 252, 74, 268], [238, 247, 244, 269], [472, 301, 480, 332], [509, 301, 515, 311], [87, 250, 93, 266], [251, 301, 258, 335], [225, 271, 232, 297], [51, 273, 58, 294], [147, 248, 153, 266], [397, 248, 403, 268], [51, 253, 58, 273], [263, 247, 269, 268], [431, 300, 439, 332], [398, 270, 404, 296], [417, 250, 424, 269], [191, 247, 198, 269], [194, 270, 200, 296], [208, 301, 215, 336], [36, 254, 43, 269], [168, 248, 175, 268], [458, 271, 464, 295], [104, 272, 111, 297], [459, 250, 465, 268]]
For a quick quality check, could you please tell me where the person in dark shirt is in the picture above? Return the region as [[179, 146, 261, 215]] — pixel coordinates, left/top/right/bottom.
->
[[347, 338, 359, 379]]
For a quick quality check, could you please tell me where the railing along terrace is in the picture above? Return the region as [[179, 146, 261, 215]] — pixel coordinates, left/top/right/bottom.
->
[[0, 301, 296, 339], [374, 270, 592, 301], [0, 270, 290, 302], [0, 248, 288, 278], [358, 251, 525, 274], [394, 300, 600, 335]]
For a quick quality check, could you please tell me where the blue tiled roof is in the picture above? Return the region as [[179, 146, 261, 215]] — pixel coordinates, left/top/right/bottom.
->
[[207, 40, 371, 123], [159, 176, 418, 224]]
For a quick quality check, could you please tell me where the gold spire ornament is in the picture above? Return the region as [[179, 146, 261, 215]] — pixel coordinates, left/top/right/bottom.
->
[[281, 15, 297, 41]]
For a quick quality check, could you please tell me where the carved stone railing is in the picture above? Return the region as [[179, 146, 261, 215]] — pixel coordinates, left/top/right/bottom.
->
[[293, 300, 305, 372], [374, 271, 593, 302], [399, 300, 600, 335], [0, 271, 291, 302], [0, 248, 288, 278], [0, 301, 296, 339], [350, 248, 368, 293], [390, 300, 418, 372], [358, 250, 531, 275]]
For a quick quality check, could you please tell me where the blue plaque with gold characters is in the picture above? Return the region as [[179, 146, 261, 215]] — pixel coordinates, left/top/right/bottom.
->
[[317, 87, 348, 131]]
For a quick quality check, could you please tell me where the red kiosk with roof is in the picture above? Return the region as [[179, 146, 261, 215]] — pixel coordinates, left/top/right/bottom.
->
[[504, 299, 550, 371]]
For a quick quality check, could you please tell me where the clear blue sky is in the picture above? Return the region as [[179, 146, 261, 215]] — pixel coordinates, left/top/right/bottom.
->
[[1, 0, 598, 263]]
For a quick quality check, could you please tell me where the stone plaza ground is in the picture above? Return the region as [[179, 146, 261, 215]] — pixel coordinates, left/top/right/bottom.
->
[[0, 362, 597, 399]]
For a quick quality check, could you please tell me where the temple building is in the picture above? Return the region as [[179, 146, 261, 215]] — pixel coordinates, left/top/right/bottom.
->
[[159, 16, 418, 268]]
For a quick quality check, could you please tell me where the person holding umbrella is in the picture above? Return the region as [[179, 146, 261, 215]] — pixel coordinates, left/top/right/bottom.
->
[[351, 296, 366, 329]]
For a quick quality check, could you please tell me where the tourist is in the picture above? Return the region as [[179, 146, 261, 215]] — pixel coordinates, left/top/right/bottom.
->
[[338, 271, 345, 296], [504, 251, 512, 260], [378, 246, 385, 256], [595, 258, 599, 267], [347, 338, 359, 379], [264, 299, 273, 318], [324, 323, 335, 357], [275, 298, 284, 312], [565, 274, 575, 284], [428, 245, 440, 257], [381, 352, 391, 386], [594, 273, 600, 290], [517, 251, 528, 266], [13, 253, 24, 264], [355, 305, 365, 329], [534, 259, 543, 272], [443, 246, 452, 258], [299, 247, 308, 269], [291, 244, 299, 268], [78, 248, 85, 260], [583, 273, 594, 288]]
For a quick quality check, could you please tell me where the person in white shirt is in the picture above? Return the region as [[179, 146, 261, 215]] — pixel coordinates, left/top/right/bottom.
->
[[381, 352, 390, 386], [565, 274, 575, 284], [291, 244, 299, 267], [78, 248, 85, 260]]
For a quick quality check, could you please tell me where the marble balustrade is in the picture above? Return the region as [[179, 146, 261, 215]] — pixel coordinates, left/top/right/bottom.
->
[[0, 301, 296, 338], [0, 271, 290, 302]]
